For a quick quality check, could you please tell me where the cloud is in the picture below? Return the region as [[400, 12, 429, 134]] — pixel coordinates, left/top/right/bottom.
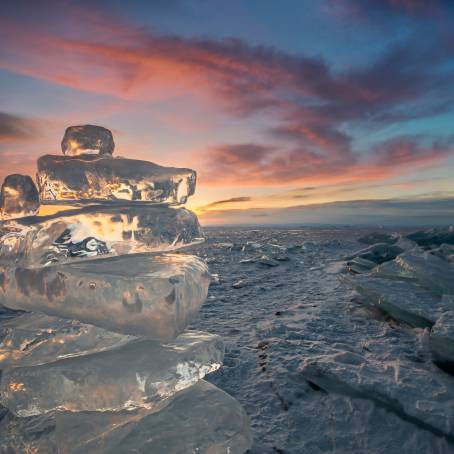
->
[[326, 0, 452, 18], [0, 112, 39, 142], [198, 135, 454, 186], [197, 196, 251, 211], [2, 2, 454, 190]]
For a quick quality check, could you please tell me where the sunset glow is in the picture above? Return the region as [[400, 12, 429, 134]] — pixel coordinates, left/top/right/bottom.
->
[[2, 0, 454, 225]]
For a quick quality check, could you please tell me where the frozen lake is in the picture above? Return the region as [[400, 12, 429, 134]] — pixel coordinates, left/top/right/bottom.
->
[[189, 226, 454, 454]]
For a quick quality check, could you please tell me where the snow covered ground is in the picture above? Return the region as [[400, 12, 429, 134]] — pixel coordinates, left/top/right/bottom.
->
[[189, 226, 454, 454]]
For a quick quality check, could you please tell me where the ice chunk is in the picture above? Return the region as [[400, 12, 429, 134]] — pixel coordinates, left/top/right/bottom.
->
[[346, 256, 377, 274], [0, 253, 210, 339], [430, 308, 454, 365], [358, 232, 398, 245], [0, 312, 134, 368], [406, 227, 454, 248], [1, 331, 223, 416], [393, 251, 454, 295], [344, 243, 403, 265], [0, 380, 252, 453], [299, 351, 454, 440], [0, 175, 39, 220], [37, 155, 196, 204], [1, 205, 203, 267], [344, 274, 443, 328], [61, 125, 114, 156]]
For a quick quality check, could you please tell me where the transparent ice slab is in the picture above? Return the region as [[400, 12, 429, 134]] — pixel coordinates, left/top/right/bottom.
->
[[394, 251, 454, 295], [37, 155, 196, 204], [430, 308, 454, 365], [299, 351, 454, 440], [0, 380, 252, 454], [344, 274, 444, 328], [1, 331, 223, 416], [0, 253, 210, 339], [344, 243, 403, 265], [61, 125, 114, 156], [0, 205, 203, 267], [0, 312, 134, 369], [0, 175, 39, 220]]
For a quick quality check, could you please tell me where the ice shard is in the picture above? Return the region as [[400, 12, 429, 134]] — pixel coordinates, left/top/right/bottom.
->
[[393, 251, 454, 295], [0, 312, 134, 369], [0, 380, 253, 453], [430, 308, 454, 365], [344, 274, 443, 328], [0, 205, 203, 267], [61, 125, 115, 156], [37, 155, 196, 204], [0, 175, 39, 220], [0, 253, 210, 339], [344, 243, 403, 265], [299, 351, 454, 440], [1, 331, 223, 416]]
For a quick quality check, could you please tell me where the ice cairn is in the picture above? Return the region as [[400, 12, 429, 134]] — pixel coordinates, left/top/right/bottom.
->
[[0, 125, 252, 453]]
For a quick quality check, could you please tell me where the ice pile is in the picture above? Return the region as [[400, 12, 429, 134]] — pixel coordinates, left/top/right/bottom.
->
[[0, 125, 252, 453]]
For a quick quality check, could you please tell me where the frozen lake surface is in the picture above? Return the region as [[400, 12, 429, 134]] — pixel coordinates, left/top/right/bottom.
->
[[189, 226, 454, 454]]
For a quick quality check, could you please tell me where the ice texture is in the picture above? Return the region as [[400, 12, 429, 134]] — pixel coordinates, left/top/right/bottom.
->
[[0, 253, 210, 339], [299, 351, 454, 440], [406, 227, 454, 248], [344, 243, 403, 264], [430, 308, 454, 365], [61, 125, 114, 156], [345, 274, 444, 328], [0, 175, 39, 220], [0, 205, 202, 267], [1, 331, 223, 416], [0, 380, 252, 453], [0, 312, 134, 368], [37, 155, 196, 204], [358, 232, 398, 245], [393, 251, 454, 295]]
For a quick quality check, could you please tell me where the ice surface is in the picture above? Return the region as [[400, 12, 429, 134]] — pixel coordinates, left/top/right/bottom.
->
[[61, 125, 115, 156], [0, 312, 134, 368], [0, 380, 252, 454], [0, 205, 202, 267], [406, 227, 454, 248], [346, 256, 377, 274], [358, 232, 398, 245], [344, 243, 403, 264], [393, 251, 454, 295], [0, 253, 210, 339], [37, 155, 196, 204], [344, 274, 444, 328], [1, 331, 223, 416], [430, 308, 454, 365], [0, 175, 39, 220], [299, 351, 454, 440]]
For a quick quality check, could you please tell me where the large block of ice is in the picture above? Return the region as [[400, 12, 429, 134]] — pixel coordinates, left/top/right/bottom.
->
[[344, 274, 443, 328], [299, 351, 454, 440], [0, 205, 203, 267], [0, 175, 39, 220], [394, 251, 454, 295], [344, 243, 403, 265], [430, 308, 454, 365], [0, 253, 210, 339], [61, 125, 114, 156], [37, 155, 196, 204], [1, 331, 223, 416], [0, 312, 134, 368], [0, 380, 252, 453]]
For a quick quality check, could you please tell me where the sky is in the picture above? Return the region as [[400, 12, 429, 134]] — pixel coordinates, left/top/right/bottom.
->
[[2, 0, 454, 225]]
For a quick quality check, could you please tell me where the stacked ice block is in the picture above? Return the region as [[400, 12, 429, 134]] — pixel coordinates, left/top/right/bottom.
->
[[0, 125, 252, 453]]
